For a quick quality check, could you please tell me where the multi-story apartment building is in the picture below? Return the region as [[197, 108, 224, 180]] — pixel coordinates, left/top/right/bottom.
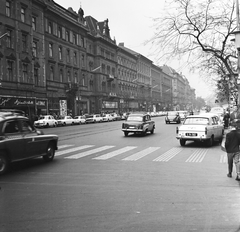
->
[[0, 0, 195, 118], [117, 43, 138, 112]]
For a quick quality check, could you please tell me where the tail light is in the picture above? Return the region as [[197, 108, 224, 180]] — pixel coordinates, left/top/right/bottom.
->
[[205, 127, 207, 135], [176, 127, 179, 134]]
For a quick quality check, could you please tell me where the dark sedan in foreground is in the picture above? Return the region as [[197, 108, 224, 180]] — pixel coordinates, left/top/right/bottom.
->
[[0, 111, 58, 175], [122, 112, 155, 136]]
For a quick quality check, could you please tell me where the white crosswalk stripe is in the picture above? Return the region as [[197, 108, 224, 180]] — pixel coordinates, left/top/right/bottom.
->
[[65, 146, 115, 159], [185, 149, 207, 162], [122, 147, 160, 161], [153, 147, 183, 162], [220, 154, 227, 163], [57, 144, 223, 163], [93, 146, 137, 160], [56, 145, 94, 157]]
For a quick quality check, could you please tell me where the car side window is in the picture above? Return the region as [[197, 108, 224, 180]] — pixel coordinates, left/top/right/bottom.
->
[[4, 120, 20, 134], [21, 120, 34, 132]]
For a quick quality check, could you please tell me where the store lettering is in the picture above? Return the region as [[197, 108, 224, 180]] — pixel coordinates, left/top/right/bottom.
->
[[36, 101, 46, 106], [0, 98, 10, 106], [14, 99, 34, 106]]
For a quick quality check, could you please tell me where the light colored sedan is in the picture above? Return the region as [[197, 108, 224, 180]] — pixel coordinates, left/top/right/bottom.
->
[[73, 116, 86, 124], [176, 114, 224, 146], [57, 116, 75, 126], [34, 115, 57, 128]]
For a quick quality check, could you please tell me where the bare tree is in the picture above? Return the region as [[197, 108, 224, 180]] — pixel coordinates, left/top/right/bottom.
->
[[147, 0, 239, 101]]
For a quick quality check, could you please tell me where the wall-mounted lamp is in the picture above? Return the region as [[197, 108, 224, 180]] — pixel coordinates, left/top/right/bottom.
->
[[0, 32, 9, 39], [91, 65, 101, 72]]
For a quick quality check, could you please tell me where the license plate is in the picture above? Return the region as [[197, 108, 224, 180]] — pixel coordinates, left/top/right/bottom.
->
[[129, 126, 135, 129], [186, 133, 197, 136]]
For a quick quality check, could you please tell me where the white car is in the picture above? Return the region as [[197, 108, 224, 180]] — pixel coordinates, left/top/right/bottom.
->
[[176, 114, 224, 147], [85, 114, 103, 123], [102, 114, 114, 122], [34, 115, 57, 128], [73, 116, 86, 124], [57, 115, 75, 126]]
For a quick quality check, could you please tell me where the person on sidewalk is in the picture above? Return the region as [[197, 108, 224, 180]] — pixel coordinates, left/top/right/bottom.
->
[[225, 122, 240, 181]]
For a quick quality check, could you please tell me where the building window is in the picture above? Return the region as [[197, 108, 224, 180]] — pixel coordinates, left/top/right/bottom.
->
[[21, 7, 26, 23], [6, 1, 11, 17], [102, 64, 105, 74], [82, 74, 85, 86], [66, 31, 69, 42], [74, 72, 77, 83], [49, 43, 53, 57], [67, 49, 70, 63], [59, 46, 62, 60], [7, 60, 13, 81], [32, 16, 36, 31], [81, 37, 84, 47], [22, 33, 27, 52], [59, 69, 63, 82], [32, 41, 37, 57], [58, 27, 62, 38], [34, 67, 39, 86], [107, 66, 110, 74], [50, 66, 54, 80], [6, 30, 12, 48], [22, 63, 28, 82], [48, 22, 52, 34], [73, 51, 77, 65], [73, 34, 76, 45], [81, 54, 85, 67], [67, 71, 71, 82]]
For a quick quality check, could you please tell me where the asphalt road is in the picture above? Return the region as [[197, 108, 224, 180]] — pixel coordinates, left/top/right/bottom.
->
[[0, 117, 240, 232]]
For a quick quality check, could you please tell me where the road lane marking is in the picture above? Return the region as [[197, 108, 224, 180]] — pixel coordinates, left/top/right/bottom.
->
[[153, 147, 183, 162], [186, 149, 207, 162], [56, 145, 94, 157], [93, 146, 137, 160], [65, 146, 115, 159], [220, 154, 227, 163], [58, 145, 74, 150], [122, 147, 160, 161]]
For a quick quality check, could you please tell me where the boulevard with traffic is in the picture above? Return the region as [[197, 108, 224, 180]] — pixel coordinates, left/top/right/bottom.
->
[[1, 114, 239, 232]]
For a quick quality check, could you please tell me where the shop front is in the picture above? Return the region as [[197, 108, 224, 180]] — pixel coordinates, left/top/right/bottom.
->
[[101, 100, 118, 114]]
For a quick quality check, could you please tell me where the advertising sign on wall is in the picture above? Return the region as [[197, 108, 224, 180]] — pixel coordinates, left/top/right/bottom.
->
[[59, 100, 67, 116]]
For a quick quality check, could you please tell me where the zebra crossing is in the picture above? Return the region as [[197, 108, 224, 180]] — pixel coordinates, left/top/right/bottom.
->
[[56, 144, 228, 163]]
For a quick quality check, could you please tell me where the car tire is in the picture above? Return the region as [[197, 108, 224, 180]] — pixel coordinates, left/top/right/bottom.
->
[[124, 132, 129, 137], [206, 137, 214, 147], [142, 130, 147, 136], [46, 123, 49, 128], [151, 128, 155, 134], [0, 152, 9, 175], [180, 139, 186, 146], [43, 143, 55, 161]]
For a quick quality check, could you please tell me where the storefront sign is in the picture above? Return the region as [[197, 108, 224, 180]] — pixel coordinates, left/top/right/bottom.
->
[[102, 101, 118, 109], [36, 100, 46, 107], [0, 97, 34, 107]]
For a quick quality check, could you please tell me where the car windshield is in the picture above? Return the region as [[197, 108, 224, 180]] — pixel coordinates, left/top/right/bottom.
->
[[127, 116, 143, 122], [39, 116, 46, 120], [184, 117, 209, 125], [74, 116, 78, 119], [168, 112, 177, 116]]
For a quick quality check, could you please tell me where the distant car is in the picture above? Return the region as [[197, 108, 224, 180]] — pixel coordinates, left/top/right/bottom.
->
[[73, 116, 86, 124], [102, 114, 114, 122], [57, 115, 75, 126], [178, 111, 188, 121], [34, 115, 57, 128], [176, 114, 224, 147], [0, 112, 58, 175], [111, 113, 122, 121], [165, 111, 181, 124], [122, 112, 155, 136], [85, 114, 103, 123]]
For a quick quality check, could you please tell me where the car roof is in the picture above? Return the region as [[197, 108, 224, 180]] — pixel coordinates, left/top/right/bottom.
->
[[186, 114, 216, 119]]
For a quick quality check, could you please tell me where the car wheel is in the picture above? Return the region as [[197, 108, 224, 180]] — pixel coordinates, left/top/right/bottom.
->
[[0, 152, 9, 175], [124, 132, 129, 137], [79, 121, 82, 125], [151, 128, 155, 134], [142, 130, 147, 136], [46, 123, 49, 128], [206, 137, 214, 147], [180, 139, 186, 146], [43, 143, 55, 161]]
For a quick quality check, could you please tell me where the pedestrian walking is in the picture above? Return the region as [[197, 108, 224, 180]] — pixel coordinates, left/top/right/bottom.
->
[[230, 107, 240, 126], [225, 122, 240, 181], [223, 111, 230, 129]]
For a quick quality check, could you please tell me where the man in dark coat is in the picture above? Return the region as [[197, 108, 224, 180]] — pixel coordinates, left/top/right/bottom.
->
[[225, 123, 240, 180]]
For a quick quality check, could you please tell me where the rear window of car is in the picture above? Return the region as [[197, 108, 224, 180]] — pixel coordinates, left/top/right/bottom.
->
[[127, 116, 143, 122], [86, 115, 93, 118], [168, 112, 178, 116], [184, 117, 209, 125]]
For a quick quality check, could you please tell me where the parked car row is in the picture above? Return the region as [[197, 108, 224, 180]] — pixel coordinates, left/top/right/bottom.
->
[[34, 113, 123, 128]]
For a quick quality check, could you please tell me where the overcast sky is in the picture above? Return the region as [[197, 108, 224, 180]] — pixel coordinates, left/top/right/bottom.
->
[[54, 0, 213, 99]]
